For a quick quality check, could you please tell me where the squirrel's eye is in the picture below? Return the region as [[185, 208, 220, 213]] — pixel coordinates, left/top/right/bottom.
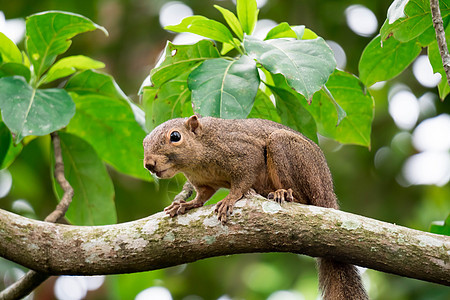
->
[[170, 131, 181, 142]]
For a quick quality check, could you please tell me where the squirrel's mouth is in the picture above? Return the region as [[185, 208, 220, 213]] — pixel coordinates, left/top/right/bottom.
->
[[155, 167, 172, 178]]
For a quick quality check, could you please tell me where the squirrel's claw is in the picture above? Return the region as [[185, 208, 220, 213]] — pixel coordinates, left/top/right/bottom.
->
[[164, 200, 187, 217], [268, 188, 294, 203], [215, 199, 234, 224]]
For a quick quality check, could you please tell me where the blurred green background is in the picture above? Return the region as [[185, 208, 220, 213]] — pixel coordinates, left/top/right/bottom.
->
[[1, 0, 449, 299]]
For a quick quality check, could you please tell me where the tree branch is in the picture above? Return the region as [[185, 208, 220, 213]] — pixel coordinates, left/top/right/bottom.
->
[[0, 132, 75, 300], [431, 0, 450, 88], [0, 196, 448, 286]]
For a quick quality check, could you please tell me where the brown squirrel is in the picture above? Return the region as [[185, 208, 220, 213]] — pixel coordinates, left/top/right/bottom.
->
[[143, 115, 368, 300]]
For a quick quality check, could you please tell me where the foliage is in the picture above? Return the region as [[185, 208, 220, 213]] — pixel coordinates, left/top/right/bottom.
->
[[359, 0, 450, 100], [143, 0, 374, 147], [1, 0, 450, 299], [0, 11, 150, 226]]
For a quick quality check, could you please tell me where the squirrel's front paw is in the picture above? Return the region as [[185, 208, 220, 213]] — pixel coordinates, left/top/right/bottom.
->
[[215, 200, 235, 224], [268, 188, 294, 203], [164, 200, 187, 217]]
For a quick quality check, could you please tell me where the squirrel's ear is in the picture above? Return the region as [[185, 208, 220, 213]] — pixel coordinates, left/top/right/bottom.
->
[[185, 115, 202, 134]]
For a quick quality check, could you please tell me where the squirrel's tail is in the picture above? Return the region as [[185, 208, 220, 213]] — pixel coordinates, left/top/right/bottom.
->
[[317, 258, 368, 300]]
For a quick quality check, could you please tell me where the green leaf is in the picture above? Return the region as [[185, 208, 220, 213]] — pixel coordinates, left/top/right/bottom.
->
[[66, 69, 146, 130], [430, 214, 450, 236], [54, 132, 116, 225], [165, 16, 235, 44], [380, 0, 450, 42], [40, 55, 105, 85], [150, 40, 220, 87], [65, 93, 149, 181], [214, 5, 244, 40], [309, 70, 374, 147], [221, 42, 236, 55], [247, 90, 281, 123], [188, 55, 259, 118], [322, 85, 347, 126], [302, 28, 318, 40], [0, 76, 75, 142], [0, 121, 23, 169], [65, 69, 127, 99], [359, 35, 421, 87], [264, 22, 298, 40], [237, 0, 259, 35], [0, 63, 31, 82], [267, 74, 318, 143], [0, 32, 22, 63], [428, 40, 450, 100], [143, 71, 193, 131], [26, 11, 107, 78], [244, 36, 336, 100]]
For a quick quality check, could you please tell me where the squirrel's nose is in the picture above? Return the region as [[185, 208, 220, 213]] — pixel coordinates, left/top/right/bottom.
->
[[144, 157, 156, 172]]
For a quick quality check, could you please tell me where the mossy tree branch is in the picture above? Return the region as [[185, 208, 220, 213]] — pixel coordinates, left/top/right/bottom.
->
[[0, 196, 449, 290]]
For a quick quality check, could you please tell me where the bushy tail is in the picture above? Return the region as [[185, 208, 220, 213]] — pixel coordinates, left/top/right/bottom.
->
[[317, 258, 368, 300]]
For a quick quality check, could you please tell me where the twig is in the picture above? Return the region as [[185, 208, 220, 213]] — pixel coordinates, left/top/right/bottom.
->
[[430, 0, 450, 89], [0, 132, 74, 300], [45, 132, 74, 223]]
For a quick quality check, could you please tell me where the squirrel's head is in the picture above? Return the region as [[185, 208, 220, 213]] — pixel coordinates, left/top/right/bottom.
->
[[143, 115, 203, 178]]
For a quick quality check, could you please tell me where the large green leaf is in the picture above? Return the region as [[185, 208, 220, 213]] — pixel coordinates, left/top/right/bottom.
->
[[0, 121, 23, 169], [65, 92, 149, 181], [247, 90, 280, 123], [359, 35, 421, 87], [188, 55, 259, 118], [150, 40, 220, 87], [26, 11, 107, 78], [428, 40, 450, 100], [267, 74, 318, 143], [65, 69, 127, 99], [244, 36, 336, 100], [0, 63, 31, 82], [214, 5, 244, 40], [53, 132, 116, 225], [40, 55, 105, 85], [309, 70, 374, 147], [66, 69, 145, 130], [143, 72, 193, 131], [237, 0, 259, 35], [380, 0, 450, 43], [165, 16, 235, 45], [0, 76, 75, 142], [0, 32, 22, 63]]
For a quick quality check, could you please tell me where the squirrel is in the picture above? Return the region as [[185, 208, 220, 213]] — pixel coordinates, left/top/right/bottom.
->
[[143, 115, 368, 300]]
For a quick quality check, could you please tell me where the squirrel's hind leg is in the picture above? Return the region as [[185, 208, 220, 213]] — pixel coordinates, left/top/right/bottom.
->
[[266, 129, 337, 208]]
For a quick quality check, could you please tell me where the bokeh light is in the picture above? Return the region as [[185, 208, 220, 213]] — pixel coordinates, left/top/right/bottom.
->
[[345, 5, 378, 37], [388, 88, 420, 130], [0, 11, 25, 44], [412, 55, 441, 87], [0, 169, 12, 198], [159, 2, 193, 28], [412, 114, 450, 152], [252, 19, 277, 40], [54, 276, 105, 300], [135, 286, 172, 300], [402, 151, 450, 186], [267, 290, 305, 300], [326, 40, 347, 69]]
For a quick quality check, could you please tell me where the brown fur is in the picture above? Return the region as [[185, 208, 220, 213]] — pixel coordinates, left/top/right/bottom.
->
[[143, 115, 368, 299]]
